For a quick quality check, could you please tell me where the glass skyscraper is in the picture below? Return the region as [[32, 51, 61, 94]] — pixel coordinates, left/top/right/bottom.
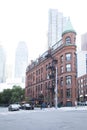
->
[[77, 51, 87, 77], [0, 45, 6, 83], [81, 32, 87, 51], [15, 41, 28, 83], [48, 9, 68, 47]]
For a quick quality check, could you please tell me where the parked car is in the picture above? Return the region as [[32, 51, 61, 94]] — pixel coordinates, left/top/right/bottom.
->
[[21, 103, 34, 110], [16, 103, 22, 109], [8, 104, 20, 111]]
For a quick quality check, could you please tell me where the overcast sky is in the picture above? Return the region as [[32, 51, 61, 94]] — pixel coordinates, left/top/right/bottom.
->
[[0, 0, 87, 63]]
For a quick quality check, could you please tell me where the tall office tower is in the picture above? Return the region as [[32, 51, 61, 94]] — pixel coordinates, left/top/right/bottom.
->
[[81, 32, 87, 51], [15, 41, 28, 83], [48, 9, 68, 47], [0, 45, 6, 83], [77, 51, 87, 77]]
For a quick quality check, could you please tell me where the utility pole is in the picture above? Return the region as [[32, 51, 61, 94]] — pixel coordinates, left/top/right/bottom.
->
[[55, 66, 58, 109]]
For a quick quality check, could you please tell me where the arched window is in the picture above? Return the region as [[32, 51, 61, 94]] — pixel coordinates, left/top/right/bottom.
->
[[65, 37, 71, 44]]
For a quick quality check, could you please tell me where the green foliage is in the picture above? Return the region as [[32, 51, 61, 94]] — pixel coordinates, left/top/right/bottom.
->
[[0, 85, 25, 106], [10, 85, 25, 103], [1, 89, 12, 104]]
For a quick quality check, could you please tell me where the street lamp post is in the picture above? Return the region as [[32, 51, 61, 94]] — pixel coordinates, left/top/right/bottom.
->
[[55, 66, 58, 109]]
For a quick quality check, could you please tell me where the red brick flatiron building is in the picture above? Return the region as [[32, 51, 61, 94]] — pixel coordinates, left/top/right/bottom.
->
[[25, 19, 77, 107]]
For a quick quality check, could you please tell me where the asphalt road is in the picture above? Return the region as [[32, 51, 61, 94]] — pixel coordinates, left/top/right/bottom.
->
[[0, 107, 87, 130]]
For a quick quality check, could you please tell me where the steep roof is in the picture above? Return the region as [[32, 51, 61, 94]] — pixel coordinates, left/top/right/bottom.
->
[[62, 18, 76, 36]]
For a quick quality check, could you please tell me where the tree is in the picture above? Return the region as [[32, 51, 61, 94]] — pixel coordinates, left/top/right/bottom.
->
[[10, 85, 25, 103], [0, 85, 25, 106], [0, 92, 3, 104], [0, 89, 12, 105]]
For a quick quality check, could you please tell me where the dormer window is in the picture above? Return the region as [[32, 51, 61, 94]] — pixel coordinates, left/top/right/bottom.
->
[[65, 37, 71, 44]]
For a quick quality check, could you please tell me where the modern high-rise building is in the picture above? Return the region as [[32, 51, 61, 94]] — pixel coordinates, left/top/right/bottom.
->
[[48, 9, 68, 48], [15, 41, 28, 83], [81, 32, 87, 51], [0, 45, 6, 83], [77, 51, 87, 77], [77, 51, 87, 103], [76, 38, 87, 101]]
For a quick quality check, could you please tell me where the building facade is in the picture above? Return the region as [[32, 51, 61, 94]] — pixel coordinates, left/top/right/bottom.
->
[[25, 20, 77, 107], [48, 9, 68, 48], [15, 41, 28, 83], [77, 51, 87, 104], [77, 51, 87, 77], [77, 74, 87, 103], [0, 45, 6, 83], [81, 32, 87, 51]]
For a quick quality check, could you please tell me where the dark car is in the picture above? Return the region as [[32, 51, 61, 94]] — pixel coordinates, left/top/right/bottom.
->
[[21, 103, 34, 110], [8, 104, 20, 111]]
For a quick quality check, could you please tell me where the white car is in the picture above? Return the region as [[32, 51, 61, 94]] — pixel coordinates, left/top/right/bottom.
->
[[8, 104, 20, 111]]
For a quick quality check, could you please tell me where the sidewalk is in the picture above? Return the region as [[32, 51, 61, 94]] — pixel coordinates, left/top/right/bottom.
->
[[59, 106, 87, 111], [38, 106, 87, 112]]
